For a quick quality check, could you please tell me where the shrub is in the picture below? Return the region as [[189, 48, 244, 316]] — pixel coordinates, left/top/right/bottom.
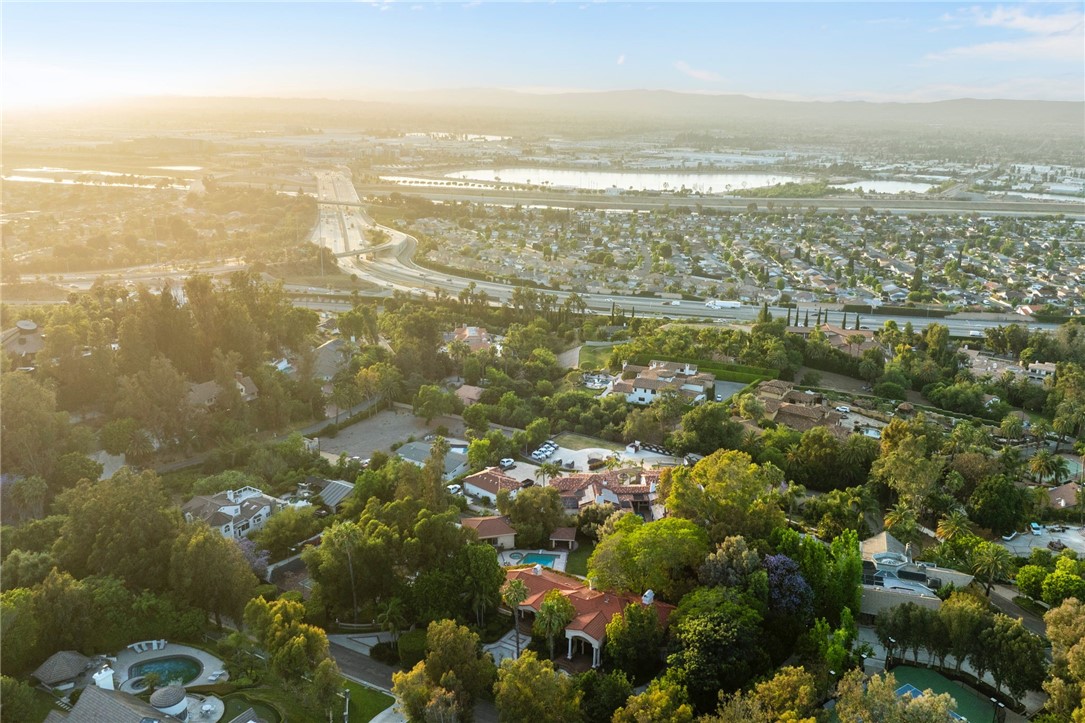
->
[[370, 641, 400, 665], [398, 629, 427, 669]]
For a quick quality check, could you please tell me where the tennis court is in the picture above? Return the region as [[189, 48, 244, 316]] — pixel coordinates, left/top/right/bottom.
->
[[892, 666, 994, 722]]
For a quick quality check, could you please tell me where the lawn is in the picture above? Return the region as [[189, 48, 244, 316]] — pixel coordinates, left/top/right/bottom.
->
[[578, 345, 616, 371], [344, 680, 395, 722], [554, 432, 622, 452], [566, 539, 595, 577]]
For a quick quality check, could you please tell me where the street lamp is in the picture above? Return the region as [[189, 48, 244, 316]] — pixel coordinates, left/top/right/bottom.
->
[[342, 687, 351, 723], [887, 637, 897, 668]]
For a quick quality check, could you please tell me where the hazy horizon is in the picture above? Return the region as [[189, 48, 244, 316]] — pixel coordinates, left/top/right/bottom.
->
[[4, 1, 1084, 110]]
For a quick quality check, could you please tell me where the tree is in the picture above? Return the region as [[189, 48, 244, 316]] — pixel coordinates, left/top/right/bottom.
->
[[883, 502, 920, 546], [1015, 564, 1048, 600], [936, 510, 972, 542], [668, 403, 744, 456], [244, 596, 330, 684], [53, 468, 181, 591], [0, 676, 37, 723], [981, 613, 1046, 699], [575, 669, 633, 723], [604, 602, 664, 682], [413, 385, 457, 425], [493, 651, 580, 723], [497, 486, 565, 548], [587, 515, 709, 602], [455, 543, 504, 627], [501, 579, 529, 659], [0, 372, 75, 478], [835, 670, 956, 723], [699, 536, 761, 589], [7, 476, 48, 522], [534, 589, 575, 660], [665, 449, 785, 544], [309, 658, 344, 722], [0, 587, 41, 674], [1041, 568, 1085, 607], [170, 522, 258, 628], [971, 541, 1014, 596], [376, 597, 407, 645], [612, 675, 694, 723], [250, 505, 321, 560], [967, 475, 1026, 535], [422, 619, 496, 712], [1043, 598, 1085, 721], [871, 434, 944, 513], [667, 601, 769, 713]]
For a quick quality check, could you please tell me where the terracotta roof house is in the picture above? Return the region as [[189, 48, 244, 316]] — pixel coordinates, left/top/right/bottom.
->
[[505, 566, 675, 670], [460, 515, 518, 549], [463, 467, 522, 503], [32, 650, 93, 687], [547, 468, 660, 519], [451, 325, 491, 353], [1047, 481, 1080, 510], [43, 685, 183, 723], [455, 384, 485, 406], [182, 486, 285, 539]]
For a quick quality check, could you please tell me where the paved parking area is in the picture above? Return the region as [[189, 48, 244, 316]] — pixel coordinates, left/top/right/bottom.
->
[[999, 524, 1085, 556]]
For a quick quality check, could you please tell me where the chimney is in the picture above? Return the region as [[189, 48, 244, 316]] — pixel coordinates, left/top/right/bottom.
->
[[533, 564, 542, 576], [93, 666, 115, 690], [641, 589, 655, 606], [226, 489, 236, 503]]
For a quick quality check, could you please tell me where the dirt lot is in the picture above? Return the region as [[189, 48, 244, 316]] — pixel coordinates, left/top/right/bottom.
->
[[797, 366, 925, 404], [317, 408, 467, 459]]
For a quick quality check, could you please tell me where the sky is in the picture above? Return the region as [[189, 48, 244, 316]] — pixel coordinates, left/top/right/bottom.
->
[[3, 1, 1083, 109]]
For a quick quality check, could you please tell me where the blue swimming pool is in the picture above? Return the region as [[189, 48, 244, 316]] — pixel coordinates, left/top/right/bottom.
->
[[523, 553, 559, 567], [129, 656, 202, 685]]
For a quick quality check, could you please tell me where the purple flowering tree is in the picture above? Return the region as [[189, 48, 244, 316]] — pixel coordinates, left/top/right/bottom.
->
[[236, 537, 270, 580], [763, 553, 814, 620]]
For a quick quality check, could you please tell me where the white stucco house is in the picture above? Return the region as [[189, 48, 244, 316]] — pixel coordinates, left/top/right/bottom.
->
[[182, 486, 285, 539]]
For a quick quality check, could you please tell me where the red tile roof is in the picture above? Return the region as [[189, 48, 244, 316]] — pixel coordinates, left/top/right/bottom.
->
[[464, 468, 521, 495], [550, 526, 577, 541], [505, 567, 674, 645], [461, 515, 516, 539]]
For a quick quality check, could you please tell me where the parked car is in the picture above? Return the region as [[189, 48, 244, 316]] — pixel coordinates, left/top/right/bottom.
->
[[499, 458, 515, 470], [1030, 522, 1044, 536], [835, 406, 851, 413]]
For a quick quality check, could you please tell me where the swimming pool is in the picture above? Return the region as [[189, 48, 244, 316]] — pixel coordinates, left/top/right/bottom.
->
[[523, 553, 559, 567], [129, 656, 202, 686]]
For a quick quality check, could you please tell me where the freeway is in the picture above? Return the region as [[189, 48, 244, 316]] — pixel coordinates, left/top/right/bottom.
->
[[336, 212, 1065, 337], [353, 183, 1085, 219]]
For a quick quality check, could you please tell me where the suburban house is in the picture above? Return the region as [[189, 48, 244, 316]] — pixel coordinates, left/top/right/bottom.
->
[[455, 384, 485, 406], [181, 486, 285, 539], [1027, 361, 1058, 381], [463, 467, 523, 504], [546, 468, 662, 520], [32, 650, 94, 690], [303, 476, 356, 511], [186, 372, 259, 408], [505, 565, 674, 670], [311, 338, 348, 383], [449, 325, 491, 353], [785, 324, 877, 358], [1, 320, 45, 365], [460, 515, 518, 549], [44, 685, 188, 723], [397, 441, 469, 481], [610, 360, 715, 405], [858, 531, 973, 619], [1047, 481, 1080, 510], [752, 380, 847, 435]]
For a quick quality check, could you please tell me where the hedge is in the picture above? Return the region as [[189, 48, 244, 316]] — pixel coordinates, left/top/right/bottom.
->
[[397, 629, 427, 669]]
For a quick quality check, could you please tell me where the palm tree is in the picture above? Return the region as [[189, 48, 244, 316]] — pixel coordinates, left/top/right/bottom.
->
[[533, 590, 575, 660], [936, 510, 972, 542], [1031, 419, 1052, 451], [376, 597, 407, 644], [535, 462, 562, 486], [884, 502, 919, 545], [1049, 456, 1071, 485], [1029, 449, 1057, 484], [971, 542, 1013, 597], [502, 579, 529, 659], [999, 415, 1024, 444]]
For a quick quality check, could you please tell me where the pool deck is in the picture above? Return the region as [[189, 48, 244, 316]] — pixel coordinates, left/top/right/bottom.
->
[[498, 549, 569, 572], [112, 642, 228, 689]]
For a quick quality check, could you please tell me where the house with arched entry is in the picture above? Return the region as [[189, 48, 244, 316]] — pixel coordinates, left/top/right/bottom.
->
[[504, 565, 674, 671]]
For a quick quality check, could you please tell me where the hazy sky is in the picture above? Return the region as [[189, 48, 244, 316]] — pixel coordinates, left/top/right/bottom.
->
[[4, 2, 1083, 108]]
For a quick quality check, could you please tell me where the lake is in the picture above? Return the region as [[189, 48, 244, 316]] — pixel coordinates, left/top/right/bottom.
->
[[443, 168, 807, 192]]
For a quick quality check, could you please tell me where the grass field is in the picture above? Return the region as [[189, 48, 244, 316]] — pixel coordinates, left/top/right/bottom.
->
[[890, 665, 994, 723], [578, 345, 616, 370], [345, 680, 395, 722], [566, 539, 595, 576], [554, 432, 622, 452]]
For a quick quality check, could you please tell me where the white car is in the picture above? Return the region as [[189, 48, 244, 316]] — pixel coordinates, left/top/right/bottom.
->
[[499, 458, 515, 470], [835, 406, 851, 413]]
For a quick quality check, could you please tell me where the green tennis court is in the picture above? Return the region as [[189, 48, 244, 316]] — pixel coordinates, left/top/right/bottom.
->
[[891, 666, 995, 722]]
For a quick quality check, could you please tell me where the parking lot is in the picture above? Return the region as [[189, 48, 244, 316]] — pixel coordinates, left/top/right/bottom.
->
[[316, 408, 467, 460]]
